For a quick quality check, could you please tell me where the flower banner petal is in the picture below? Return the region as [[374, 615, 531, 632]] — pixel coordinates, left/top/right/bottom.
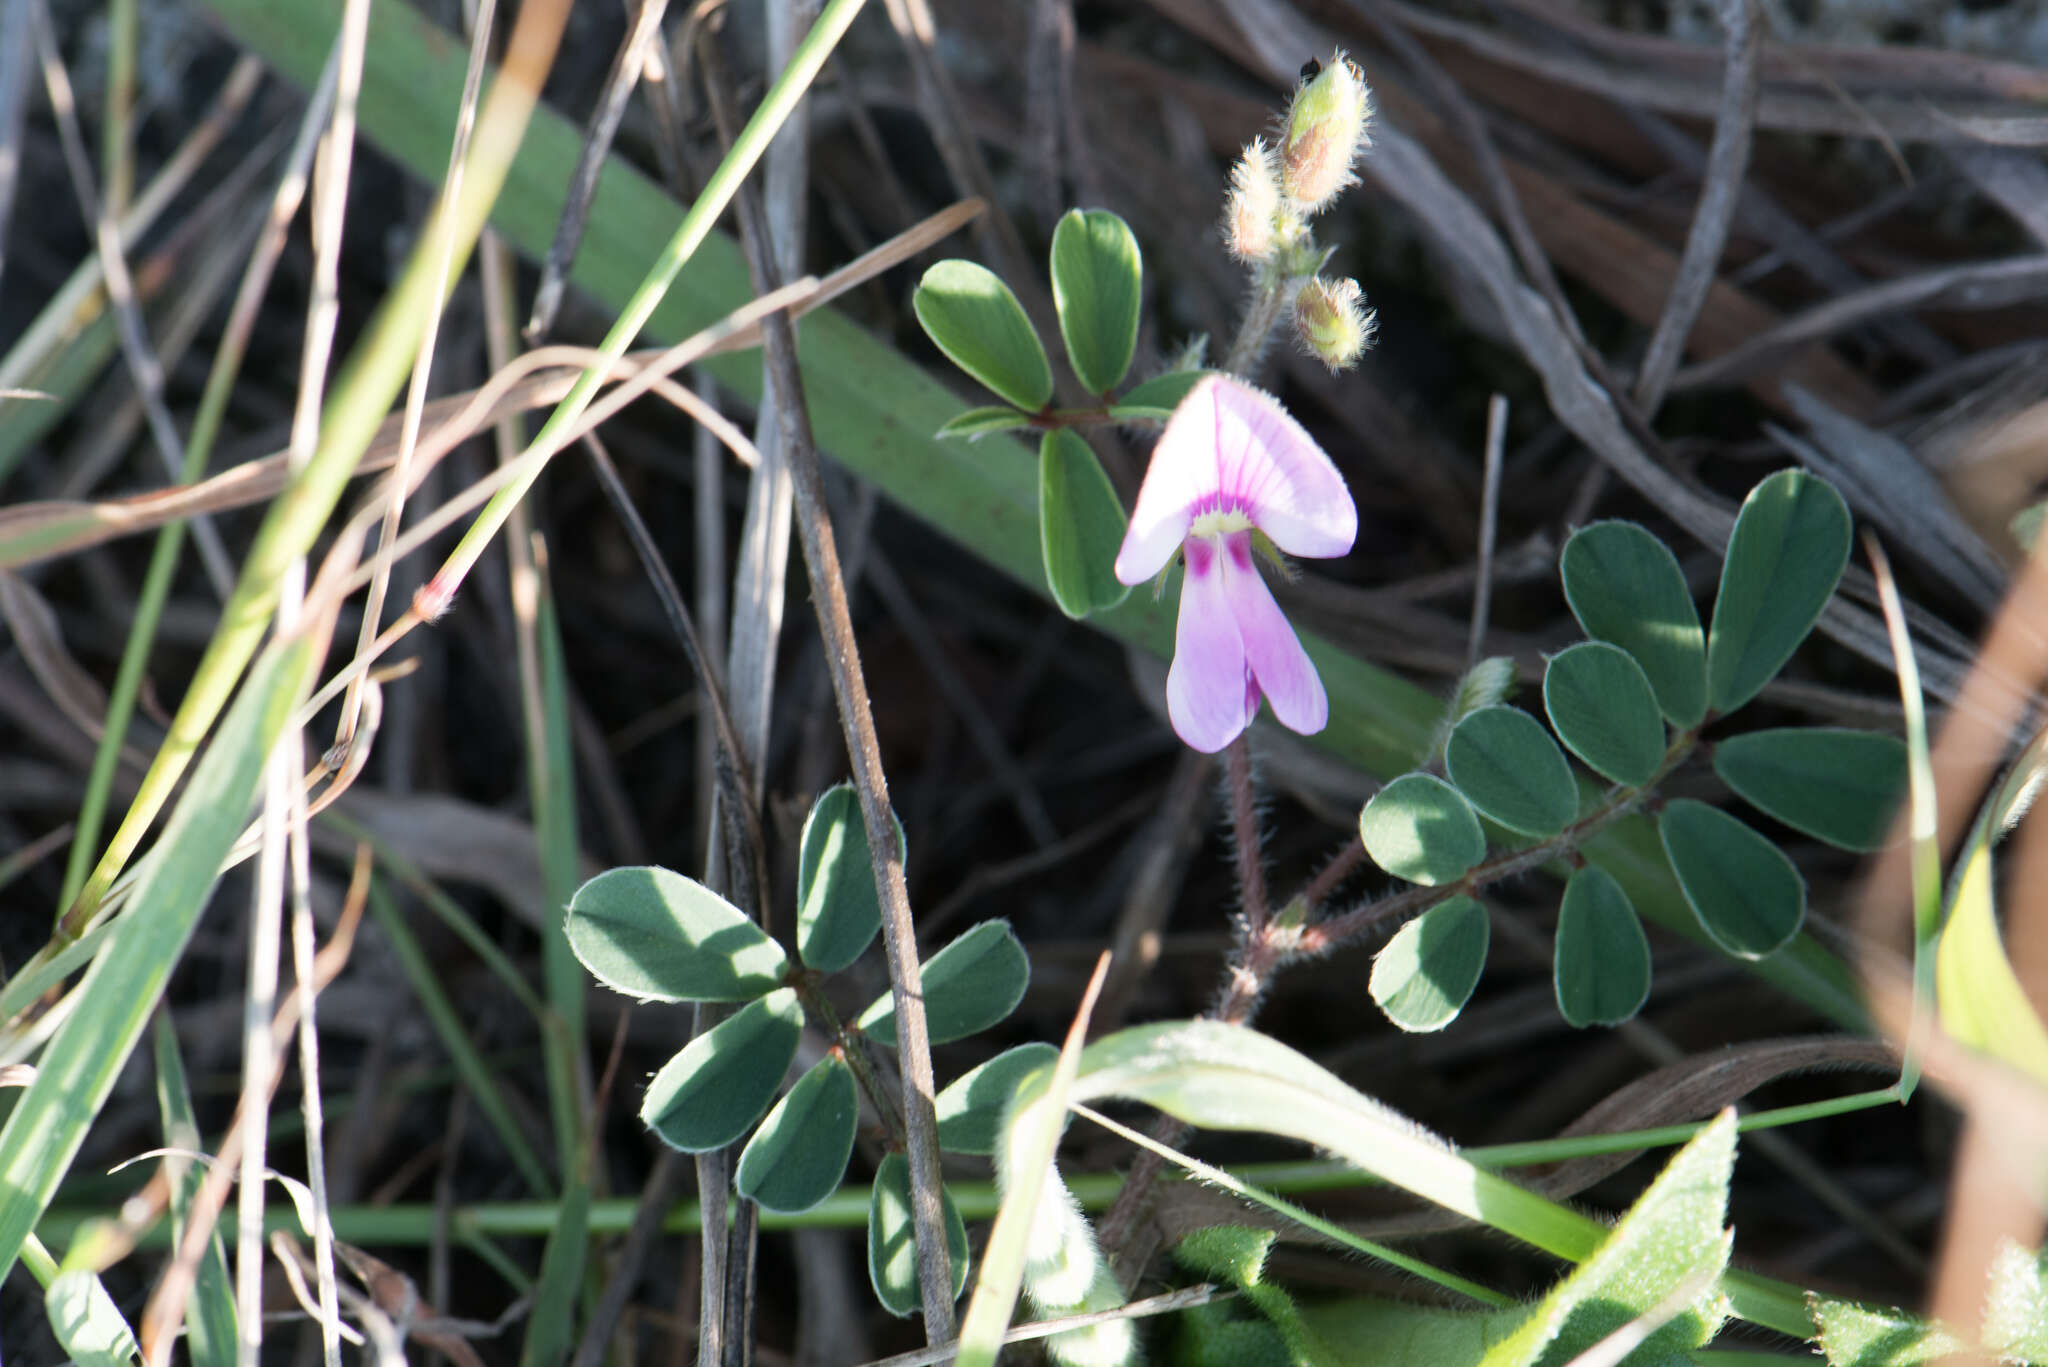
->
[[1115, 384, 1223, 584], [1222, 535, 1328, 736], [1166, 539, 1253, 752], [1210, 378, 1355, 559]]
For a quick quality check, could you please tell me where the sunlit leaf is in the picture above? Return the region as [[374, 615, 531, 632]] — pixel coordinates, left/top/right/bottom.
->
[[737, 1055, 858, 1214], [1050, 209, 1142, 395], [1360, 773, 1486, 887], [46, 1269, 141, 1367], [1984, 1238, 2048, 1364], [640, 989, 803, 1152], [913, 260, 1053, 412], [1935, 837, 2048, 1085], [935, 1043, 1057, 1156], [860, 920, 1030, 1047], [1371, 896, 1489, 1032], [796, 785, 898, 974], [1473, 1114, 1735, 1367], [1810, 1296, 1964, 1367], [566, 865, 787, 1003], [867, 1153, 970, 1316], [1559, 521, 1705, 728]]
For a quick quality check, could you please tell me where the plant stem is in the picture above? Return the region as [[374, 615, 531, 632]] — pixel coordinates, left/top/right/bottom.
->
[[1104, 730, 1700, 1263], [794, 976, 910, 1155], [738, 203, 957, 1343], [1301, 731, 1697, 957], [1222, 264, 1296, 380], [1299, 837, 1367, 913]]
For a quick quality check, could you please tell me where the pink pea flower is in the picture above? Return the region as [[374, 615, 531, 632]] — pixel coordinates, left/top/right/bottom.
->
[[1115, 375, 1357, 753]]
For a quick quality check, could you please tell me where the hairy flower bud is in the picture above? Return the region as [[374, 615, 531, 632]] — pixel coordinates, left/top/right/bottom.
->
[[1280, 53, 1372, 214], [1294, 276, 1374, 371], [1225, 139, 1283, 263]]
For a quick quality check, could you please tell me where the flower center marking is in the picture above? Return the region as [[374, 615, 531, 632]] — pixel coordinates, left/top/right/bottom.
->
[[1188, 506, 1255, 540]]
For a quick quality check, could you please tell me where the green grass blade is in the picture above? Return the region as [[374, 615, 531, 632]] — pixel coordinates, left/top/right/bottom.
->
[[151, 1011, 238, 1366], [65, 0, 567, 923], [365, 881, 555, 1196], [515, 550, 590, 1367], [0, 633, 318, 1280], [529, 557, 583, 1167], [1867, 537, 1940, 1099], [426, 0, 870, 601], [517, 1148, 591, 1367], [1075, 1101, 1510, 1308], [1058, 1019, 1815, 1340]]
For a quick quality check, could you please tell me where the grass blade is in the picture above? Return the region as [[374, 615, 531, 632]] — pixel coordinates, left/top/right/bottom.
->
[[0, 633, 319, 1279]]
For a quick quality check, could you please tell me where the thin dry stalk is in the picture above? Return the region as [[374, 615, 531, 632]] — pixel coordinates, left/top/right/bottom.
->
[[26, 0, 237, 596], [1632, 0, 1760, 412]]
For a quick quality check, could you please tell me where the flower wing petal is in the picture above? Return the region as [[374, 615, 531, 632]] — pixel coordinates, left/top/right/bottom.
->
[[1212, 377, 1355, 559], [1114, 378, 1224, 584], [1165, 539, 1253, 752], [1223, 536, 1329, 737]]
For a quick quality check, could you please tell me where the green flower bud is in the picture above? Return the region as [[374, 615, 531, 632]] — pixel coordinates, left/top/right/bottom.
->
[[1280, 53, 1372, 214], [1294, 276, 1374, 371], [1225, 139, 1282, 263]]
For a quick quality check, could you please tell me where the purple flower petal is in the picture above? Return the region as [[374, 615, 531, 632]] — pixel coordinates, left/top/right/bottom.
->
[[1165, 538, 1254, 752], [1209, 377, 1356, 560], [1115, 385, 1219, 585], [1221, 532, 1329, 736]]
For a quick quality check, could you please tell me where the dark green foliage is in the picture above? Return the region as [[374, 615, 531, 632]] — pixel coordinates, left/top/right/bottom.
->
[[737, 1055, 861, 1214], [1543, 643, 1665, 787], [1660, 799, 1806, 959], [1714, 728, 1907, 853], [1371, 896, 1490, 1032], [859, 920, 1030, 1047], [1444, 707, 1579, 838], [1560, 521, 1706, 728], [1553, 867, 1651, 1028]]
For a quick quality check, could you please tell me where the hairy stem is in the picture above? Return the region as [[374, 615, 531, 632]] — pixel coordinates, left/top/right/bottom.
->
[[1302, 731, 1698, 957], [1221, 264, 1296, 380], [1101, 730, 1700, 1265]]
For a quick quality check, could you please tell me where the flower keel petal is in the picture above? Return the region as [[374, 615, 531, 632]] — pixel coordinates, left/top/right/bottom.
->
[[1222, 535, 1328, 736], [1166, 539, 1253, 752]]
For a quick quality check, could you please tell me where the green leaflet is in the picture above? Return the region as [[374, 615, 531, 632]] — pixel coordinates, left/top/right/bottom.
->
[[1050, 209, 1142, 395], [914, 259, 1053, 412]]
